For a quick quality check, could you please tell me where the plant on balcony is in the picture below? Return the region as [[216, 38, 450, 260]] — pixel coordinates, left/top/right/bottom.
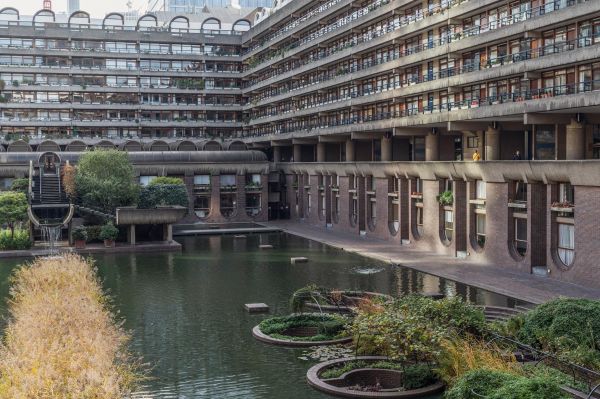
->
[[437, 190, 453, 206], [412, 191, 423, 196], [550, 201, 574, 209]]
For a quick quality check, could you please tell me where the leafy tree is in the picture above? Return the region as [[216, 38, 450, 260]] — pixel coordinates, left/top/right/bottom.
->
[[0, 191, 29, 238], [9, 178, 29, 194], [61, 162, 77, 200], [75, 150, 138, 214], [148, 176, 184, 186]]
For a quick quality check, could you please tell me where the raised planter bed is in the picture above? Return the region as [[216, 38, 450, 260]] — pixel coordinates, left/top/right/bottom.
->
[[307, 356, 445, 398], [252, 313, 352, 347], [302, 291, 392, 314]]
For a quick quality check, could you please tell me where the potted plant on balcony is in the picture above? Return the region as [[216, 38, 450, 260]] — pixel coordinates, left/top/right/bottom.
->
[[437, 190, 453, 206], [99, 222, 118, 248], [72, 225, 88, 249]]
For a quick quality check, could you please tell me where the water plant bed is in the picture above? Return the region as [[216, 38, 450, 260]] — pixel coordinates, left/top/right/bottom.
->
[[252, 313, 351, 347], [307, 356, 444, 398], [295, 287, 392, 314]]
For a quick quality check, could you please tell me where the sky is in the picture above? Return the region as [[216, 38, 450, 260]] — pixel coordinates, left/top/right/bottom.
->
[[2, 0, 151, 18]]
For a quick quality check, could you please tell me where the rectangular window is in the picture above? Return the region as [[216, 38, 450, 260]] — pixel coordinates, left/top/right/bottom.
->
[[476, 181, 486, 199], [476, 214, 486, 246], [444, 210, 453, 241], [467, 136, 479, 148], [514, 218, 527, 256], [558, 223, 574, 266], [535, 125, 556, 160], [139, 176, 157, 186], [194, 175, 210, 185], [219, 174, 236, 187]]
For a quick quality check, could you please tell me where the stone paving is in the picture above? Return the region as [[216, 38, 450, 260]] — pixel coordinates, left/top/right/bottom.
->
[[265, 220, 600, 304]]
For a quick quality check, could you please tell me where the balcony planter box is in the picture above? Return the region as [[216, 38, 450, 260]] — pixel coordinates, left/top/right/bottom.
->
[[469, 199, 486, 205], [410, 194, 423, 200], [508, 202, 527, 209], [550, 206, 574, 213]]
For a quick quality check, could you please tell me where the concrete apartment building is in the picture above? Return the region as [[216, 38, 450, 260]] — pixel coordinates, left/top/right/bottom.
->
[[1, 0, 600, 288]]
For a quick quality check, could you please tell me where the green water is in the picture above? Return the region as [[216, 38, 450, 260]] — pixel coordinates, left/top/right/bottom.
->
[[0, 233, 524, 398]]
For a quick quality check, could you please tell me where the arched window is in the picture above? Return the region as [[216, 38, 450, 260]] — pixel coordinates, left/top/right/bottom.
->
[[232, 19, 251, 32], [201, 18, 221, 31]]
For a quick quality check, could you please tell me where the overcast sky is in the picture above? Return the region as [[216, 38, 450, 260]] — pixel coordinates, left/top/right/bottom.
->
[[3, 0, 151, 18]]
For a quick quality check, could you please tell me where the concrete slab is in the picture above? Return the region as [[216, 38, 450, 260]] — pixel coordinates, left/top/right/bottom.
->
[[259, 244, 273, 249], [244, 303, 269, 313], [234, 235, 247, 239], [291, 257, 308, 264]]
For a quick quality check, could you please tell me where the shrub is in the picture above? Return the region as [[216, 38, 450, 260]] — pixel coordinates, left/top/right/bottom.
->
[[9, 178, 28, 194], [514, 298, 600, 369], [148, 176, 184, 186], [445, 369, 517, 399], [72, 225, 88, 241], [138, 184, 188, 209], [86, 225, 102, 242], [0, 229, 31, 250], [489, 376, 569, 399], [437, 190, 453, 206], [0, 191, 28, 238], [403, 364, 438, 390], [0, 254, 142, 397], [99, 222, 119, 241], [76, 150, 139, 214]]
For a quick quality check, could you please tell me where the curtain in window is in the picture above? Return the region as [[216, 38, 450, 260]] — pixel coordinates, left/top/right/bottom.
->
[[558, 223, 574, 266]]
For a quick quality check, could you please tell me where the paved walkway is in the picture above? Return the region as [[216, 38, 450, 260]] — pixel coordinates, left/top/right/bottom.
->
[[264, 221, 600, 304]]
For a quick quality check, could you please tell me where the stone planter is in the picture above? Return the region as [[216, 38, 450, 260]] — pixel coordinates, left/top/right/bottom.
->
[[307, 356, 445, 398], [74, 240, 86, 249], [252, 324, 352, 347], [103, 239, 115, 248]]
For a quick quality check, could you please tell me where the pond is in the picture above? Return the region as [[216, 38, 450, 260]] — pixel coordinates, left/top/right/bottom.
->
[[0, 233, 527, 398]]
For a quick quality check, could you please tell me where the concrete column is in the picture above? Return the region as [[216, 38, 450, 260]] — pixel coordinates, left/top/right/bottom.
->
[[381, 136, 392, 161], [485, 126, 500, 160], [128, 225, 136, 246], [425, 132, 439, 161], [273, 146, 281, 162], [316, 142, 326, 162], [293, 144, 302, 162], [345, 139, 355, 162], [565, 119, 585, 160], [163, 224, 173, 242]]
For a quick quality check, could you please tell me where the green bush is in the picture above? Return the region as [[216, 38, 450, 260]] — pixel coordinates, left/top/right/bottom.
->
[[72, 226, 88, 241], [444, 369, 517, 399], [138, 184, 188, 209], [0, 229, 31, 250], [258, 314, 348, 342], [319, 361, 437, 389], [489, 376, 569, 399], [75, 150, 139, 214], [514, 298, 600, 369], [85, 225, 102, 242], [99, 222, 119, 241], [403, 364, 438, 390], [148, 176, 184, 186], [437, 190, 453, 206], [9, 178, 29, 194]]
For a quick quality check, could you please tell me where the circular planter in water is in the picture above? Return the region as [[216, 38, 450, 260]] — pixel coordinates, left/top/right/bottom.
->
[[302, 291, 393, 314], [252, 313, 352, 347], [307, 356, 445, 398]]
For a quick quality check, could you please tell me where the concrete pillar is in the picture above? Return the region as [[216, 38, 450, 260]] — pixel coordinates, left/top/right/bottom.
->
[[485, 126, 500, 160], [345, 139, 355, 162], [425, 132, 439, 161], [381, 136, 392, 161], [163, 224, 173, 242], [316, 142, 326, 162], [293, 144, 301, 162], [273, 146, 281, 162], [565, 119, 585, 160], [128, 225, 136, 246]]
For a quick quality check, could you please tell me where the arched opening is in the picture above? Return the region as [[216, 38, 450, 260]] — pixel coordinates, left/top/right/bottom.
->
[[201, 140, 222, 151], [66, 140, 87, 152], [37, 140, 60, 152], [0, 7, 19, 23], [147, 140, 169, 151], [348, 174, 358, 227], [366, 176, 376, 232], [553, 183, 575, 268], [201, 17, 221, 31], [169, 16, 189, 32], [32, 9, 55, 26], [7, 140, 32, 152], [136, 14, 158, 31], [227, 140, 247, 151], [388, 176, 399, 235], [410, 178, 423, 240], [94, 140, 115, 150], [173, 140, 195, 151], [232, 19, 251, 32], [103, 12, 124, 29], [439, 180, 454, 245], [68, 11, 90, 27], [38, 152, 61, 175], [120, 140, 142, 152]]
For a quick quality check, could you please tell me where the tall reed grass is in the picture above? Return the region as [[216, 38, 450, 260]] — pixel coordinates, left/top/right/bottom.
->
[[0, 254, 142, 398]]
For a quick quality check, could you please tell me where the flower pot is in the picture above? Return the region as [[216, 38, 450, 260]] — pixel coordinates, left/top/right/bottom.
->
[[104, 239, 115, 248], [74, 240, 86, 249]]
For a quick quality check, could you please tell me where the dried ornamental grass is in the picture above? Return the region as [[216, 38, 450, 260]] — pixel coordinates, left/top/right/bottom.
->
[[0, 254, 142, 398]]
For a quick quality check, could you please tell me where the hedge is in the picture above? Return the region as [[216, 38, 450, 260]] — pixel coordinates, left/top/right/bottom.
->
[[138, 184, 188, 209]]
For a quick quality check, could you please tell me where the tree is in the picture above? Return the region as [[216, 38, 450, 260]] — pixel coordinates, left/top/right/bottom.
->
[[0, 191, 29, 238], [75, 150, 139, 214], [61, 162, 77, 200], [9, 178, 29, 194]]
